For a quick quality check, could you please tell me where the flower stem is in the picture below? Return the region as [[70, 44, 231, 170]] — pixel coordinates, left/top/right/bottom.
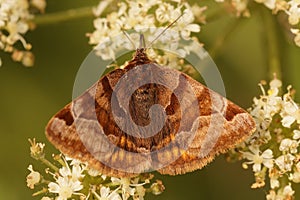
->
[[39, 156, 59, 172], [32, 187, 47, 196], [260, 7, 282, 80], [33, 6, 94, 25]]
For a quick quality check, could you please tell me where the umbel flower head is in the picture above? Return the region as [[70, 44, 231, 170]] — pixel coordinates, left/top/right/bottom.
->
[[0, 0, 46, 66], [26, 139, 165, 200], [227, 77, 300, 199], [87, 0, 206, 72]]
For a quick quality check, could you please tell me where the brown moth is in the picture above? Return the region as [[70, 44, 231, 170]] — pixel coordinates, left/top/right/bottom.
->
[[46, 47, 256, 177]]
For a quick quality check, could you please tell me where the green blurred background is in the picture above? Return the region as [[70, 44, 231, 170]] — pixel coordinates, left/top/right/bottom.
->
[[0, 1, 300, 200]]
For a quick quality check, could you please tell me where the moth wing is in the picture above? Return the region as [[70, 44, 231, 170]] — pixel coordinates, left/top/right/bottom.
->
[[45, 69, 143, 177], [157, 73, 256, 175]]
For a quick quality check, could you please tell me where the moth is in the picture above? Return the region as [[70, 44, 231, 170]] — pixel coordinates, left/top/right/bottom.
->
[[46, 11, 256, 177], [45, 42, 256, 177]]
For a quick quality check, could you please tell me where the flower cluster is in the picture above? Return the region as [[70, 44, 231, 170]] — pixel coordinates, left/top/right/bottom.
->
[[87, 0, 205, 72], [216, 0, 300, 47], [26, 139, 164, 200], [227, 77, 300, 199], [0, 0, 46, 67]]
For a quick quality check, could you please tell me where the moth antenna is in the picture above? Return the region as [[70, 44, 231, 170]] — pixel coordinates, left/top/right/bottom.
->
[[139, 34, 146, 49], [121, 28, 137, 50], [147, 12, 185, 49]]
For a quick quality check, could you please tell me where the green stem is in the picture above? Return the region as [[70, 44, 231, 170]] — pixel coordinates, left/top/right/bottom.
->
[[105, 182, 121, 187], [260, 7, 282, 80], [39, 157, 59, 172], [32, 188, 47, 196], [33, 6, 94, 25]]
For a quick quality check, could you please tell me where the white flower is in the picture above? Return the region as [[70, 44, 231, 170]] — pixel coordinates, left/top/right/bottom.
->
[[26, 165, 41, 189], [270, 78, 282, 88], [293, 129, 300, 140], [269, 78, 282, 96], [255, 0, 276, 9], [31, 0, 46, 13], [174, 9, 200, 40], [264, 0, 276, 9], [41, 197, 52, 200], [57, 157, 85, 184], [275, 154, 295, 172], [291, 28, 300, 47], [266, 190, 277, 200], [283, 184, 295, 196], [266, 185, 294, 200], [111, 177, 135, 199], [295, 31, 300, 47], [59, 164, 84, 182], [243, 146, 274, 172], [88, 0, 203, 68], [231, 78, 300, 200], [279, 138, 298, 153], [0, 0, 45, 66], [87, 168, 101, 177], [48, 177, 83, 200], [231, 0, 249, 16], [270, 177, 280, 189], [250, 81, 282, 124], [155, 2, 174, 23], [289, 171, 300, 183], [287, 0, 300, 25], [119, 1, 155, 31], [133, 185, 146, 200], [96, 187, 122, 200], [26, 140, 164, 200], [29, 138, 45, 157], [127, 0, 157, 16], [281, 115, 296, 128], [280, 96, 300, 128]]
